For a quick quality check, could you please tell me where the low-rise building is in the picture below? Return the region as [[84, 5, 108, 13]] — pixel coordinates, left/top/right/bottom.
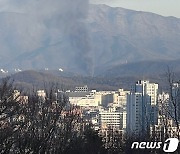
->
[[75, 85, 88, 92], [99, 107, 126, 132], [113, 89, 130, 108], [68, 90, 114, 107]]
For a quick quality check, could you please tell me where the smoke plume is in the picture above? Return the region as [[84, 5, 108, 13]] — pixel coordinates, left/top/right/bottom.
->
[[0, 0, 93, 75], [58, 0, 93, 75]]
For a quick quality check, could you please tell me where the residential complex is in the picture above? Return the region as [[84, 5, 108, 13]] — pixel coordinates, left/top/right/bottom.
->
[[127, 80, 159, 136], [12, 80, 178, 139]]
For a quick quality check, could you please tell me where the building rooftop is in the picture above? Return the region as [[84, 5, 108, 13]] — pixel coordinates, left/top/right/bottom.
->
[[67, 92, 91, 97]]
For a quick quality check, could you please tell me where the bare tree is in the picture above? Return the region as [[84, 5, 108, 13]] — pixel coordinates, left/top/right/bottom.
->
[[164, 67, 180, 139], [0, 78, 22, 153], [0, 80, 106, 153]]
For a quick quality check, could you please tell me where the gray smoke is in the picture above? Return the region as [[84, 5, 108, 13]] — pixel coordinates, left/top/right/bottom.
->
[[0, 0, 93, 75], [58, 0, 93, 75]]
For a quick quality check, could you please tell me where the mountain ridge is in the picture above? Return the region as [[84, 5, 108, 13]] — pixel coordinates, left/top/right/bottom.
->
[[0, 4, 180, 75]]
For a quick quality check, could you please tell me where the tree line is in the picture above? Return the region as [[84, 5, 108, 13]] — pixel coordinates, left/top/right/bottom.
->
[[0, 70, 180, 154]]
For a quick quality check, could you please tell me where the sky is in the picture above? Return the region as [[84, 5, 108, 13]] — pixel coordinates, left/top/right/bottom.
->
[[90, 0, 180, 18], [0, 0, 179, 18]]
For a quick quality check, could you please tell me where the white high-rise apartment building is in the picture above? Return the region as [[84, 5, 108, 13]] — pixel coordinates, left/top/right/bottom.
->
[[127, 92, 142, 135], [127, 80, 159, 136], [131, 80, 158, 106]]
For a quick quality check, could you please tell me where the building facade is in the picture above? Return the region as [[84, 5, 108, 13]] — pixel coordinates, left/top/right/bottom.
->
[[99, 107, 126, 132], [127, 80, 159, 136]]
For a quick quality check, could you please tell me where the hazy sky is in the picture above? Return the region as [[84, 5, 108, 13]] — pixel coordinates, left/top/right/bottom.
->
[[90, 0, 180, 18], [0, 0, 179, 18]]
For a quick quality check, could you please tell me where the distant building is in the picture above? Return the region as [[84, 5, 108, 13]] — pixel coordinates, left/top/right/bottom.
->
[[96, 91, 116, 107], [13, 90, 28, 104], [68, 90, 114, 107], [83, 109, 99, 131], [68, 91, 99, 107], [113, 89, 130, 107], [152, 85, 180, 139], [99, 107, 126, 133], [75, 85, 88, 92], [127, 80, 159, 136], [37, 90, 46, 98], [171, 82, 180, 121], [127, 92, 142, 136], [150, 117, 180, 139]]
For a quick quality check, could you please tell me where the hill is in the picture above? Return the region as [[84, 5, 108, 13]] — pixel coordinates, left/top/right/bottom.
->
[[100, 59, 180, 77], [10, 70, 120, 92], [7, 70, 180, 92]]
